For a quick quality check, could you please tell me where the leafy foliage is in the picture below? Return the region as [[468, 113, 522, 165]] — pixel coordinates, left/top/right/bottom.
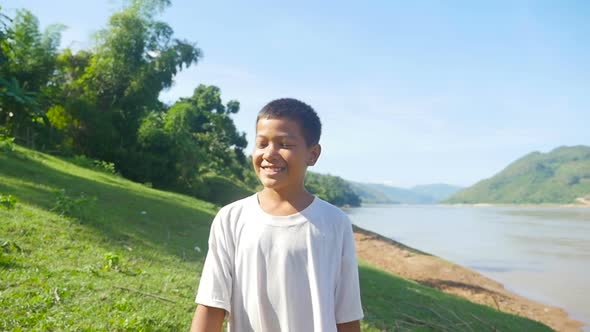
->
[[446, 146, 590, 204], [133, 84, 249, 199], [51, 189, 95, 217], [68, 155, 117, 175], [0, 9, 64, 148], [103, 252, 121, 271], [0, 6, 11, 66], [0, 127, 15, 152], [0, 239, 23, 267], [0, 193, 17, 210]]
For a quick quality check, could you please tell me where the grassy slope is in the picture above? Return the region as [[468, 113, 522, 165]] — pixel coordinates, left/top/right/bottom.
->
[[0, 147, 552, 331], [447, 145, 590, 204]]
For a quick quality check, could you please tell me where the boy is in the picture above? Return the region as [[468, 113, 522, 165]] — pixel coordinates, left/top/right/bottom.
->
[[191, 98, 363, 332]]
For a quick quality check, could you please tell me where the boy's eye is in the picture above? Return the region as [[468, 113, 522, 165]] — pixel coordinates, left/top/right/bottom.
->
[[255, 141, 292, 149]]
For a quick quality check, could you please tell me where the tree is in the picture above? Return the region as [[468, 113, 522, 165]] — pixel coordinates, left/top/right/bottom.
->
[[0, 9, 64, 147], [73, 0, 201, 170], [0, 5, 11, 66], [135, 111, 177, 186], [43, 49, 94, 152], [157, 85, 247, 195]]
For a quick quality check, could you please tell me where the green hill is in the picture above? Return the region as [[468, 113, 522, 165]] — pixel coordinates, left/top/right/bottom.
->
[[0, 146, 552, 331], [446, 145, 590, 204]]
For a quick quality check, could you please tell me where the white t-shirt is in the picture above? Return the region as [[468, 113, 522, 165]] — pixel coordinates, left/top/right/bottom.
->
[[196, 194, 364, 332]]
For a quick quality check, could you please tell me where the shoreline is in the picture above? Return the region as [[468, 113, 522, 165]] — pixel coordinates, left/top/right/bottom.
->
[[442, 202, 590, 209], [353, 224, 585, 332], [357, 202, 590, 209]]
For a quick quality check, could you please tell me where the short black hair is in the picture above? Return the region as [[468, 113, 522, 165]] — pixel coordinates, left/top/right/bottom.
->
[[257, 98, 322, 146]]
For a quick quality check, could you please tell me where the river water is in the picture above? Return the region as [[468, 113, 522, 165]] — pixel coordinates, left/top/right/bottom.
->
[[347, 204, 590, 331]]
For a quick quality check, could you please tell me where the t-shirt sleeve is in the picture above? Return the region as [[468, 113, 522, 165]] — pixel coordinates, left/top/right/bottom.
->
[[334, 217, 364, 324], [195, 211, 234, 314]]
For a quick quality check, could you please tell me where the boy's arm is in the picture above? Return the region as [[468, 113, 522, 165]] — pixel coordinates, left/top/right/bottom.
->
[[337, 320, 361, 332], [335, 220, 364, 327], [190, 305, 225, 332], [193, 211, 234, 331]]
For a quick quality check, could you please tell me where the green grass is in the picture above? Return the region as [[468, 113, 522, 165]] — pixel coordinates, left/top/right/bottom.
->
[[358, 264, 551, 331], [1, 146, 553, 331], [200, 173, 254, 206]]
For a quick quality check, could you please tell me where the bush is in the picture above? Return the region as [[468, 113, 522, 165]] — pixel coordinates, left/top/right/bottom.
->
[[0, 132, 14, 152], [103, 252, 121, 271], [93, 160, 117, 175], [0, 194, 17, 210], [0, 240, 22, 266], [69, 155, 118, 175], [51, 189, 95, 217]]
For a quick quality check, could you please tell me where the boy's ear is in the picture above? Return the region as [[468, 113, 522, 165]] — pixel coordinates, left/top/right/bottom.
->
[[307, 144, 321, 166]]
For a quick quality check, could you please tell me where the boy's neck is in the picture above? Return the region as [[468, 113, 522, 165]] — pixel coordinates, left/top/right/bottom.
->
[[257, 187, 315, 216]]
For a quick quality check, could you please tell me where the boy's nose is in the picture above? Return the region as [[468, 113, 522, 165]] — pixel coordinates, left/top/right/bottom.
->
[[263, 144, 280, 160]]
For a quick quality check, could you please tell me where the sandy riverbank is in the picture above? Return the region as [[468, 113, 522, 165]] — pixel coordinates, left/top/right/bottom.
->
[[353, 225, 585, 332]]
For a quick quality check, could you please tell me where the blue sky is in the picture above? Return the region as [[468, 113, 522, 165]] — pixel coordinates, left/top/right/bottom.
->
[[5, 0, 589, 187]]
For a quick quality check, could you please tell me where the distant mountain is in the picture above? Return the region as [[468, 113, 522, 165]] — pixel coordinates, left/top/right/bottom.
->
[[410, 184, 464, 202], [349, 182, 396, 204], [362, 183, 436, 204], [350, 182, 463, 204], [446, 145, 590, 204]]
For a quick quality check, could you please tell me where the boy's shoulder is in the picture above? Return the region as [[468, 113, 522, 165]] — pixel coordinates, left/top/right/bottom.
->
[[312, 196, 349, 217], [310, 196, 353, 228]]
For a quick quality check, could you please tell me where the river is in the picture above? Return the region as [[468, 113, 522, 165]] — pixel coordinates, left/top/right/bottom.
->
[[346, 204, 590, 331]]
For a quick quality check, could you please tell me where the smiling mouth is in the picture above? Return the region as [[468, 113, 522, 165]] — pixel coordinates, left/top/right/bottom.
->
[[261, 166, 286, 173]]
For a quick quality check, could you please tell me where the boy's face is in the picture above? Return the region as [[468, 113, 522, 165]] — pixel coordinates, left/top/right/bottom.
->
[[253, 117, 321, 192]]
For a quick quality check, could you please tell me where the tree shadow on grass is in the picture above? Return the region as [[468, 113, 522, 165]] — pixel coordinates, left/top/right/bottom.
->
[[358, 264, 552, 332], [0, 149, 222, 263]]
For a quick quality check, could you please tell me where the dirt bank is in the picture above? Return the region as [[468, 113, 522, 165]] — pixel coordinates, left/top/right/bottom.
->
[[353, 225, 584, 332]]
